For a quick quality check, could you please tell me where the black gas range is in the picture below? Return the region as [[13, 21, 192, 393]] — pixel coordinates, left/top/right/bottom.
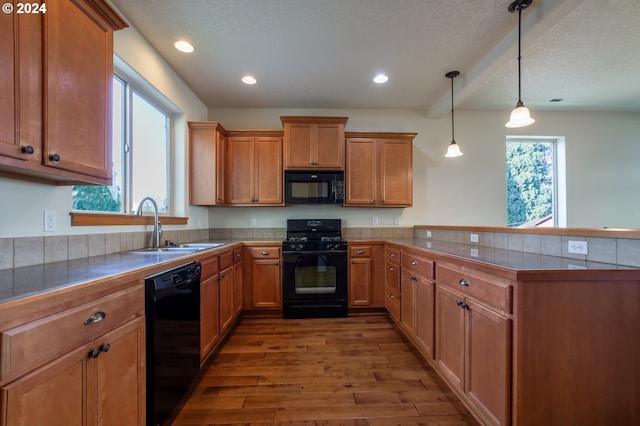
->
[[282, 219, 348, 318]]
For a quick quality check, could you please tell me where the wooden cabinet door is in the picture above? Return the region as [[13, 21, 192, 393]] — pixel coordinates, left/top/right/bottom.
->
[[465, 299, 511, 426], [95, 317, 145, 426], [435, 285, 465, 391], [0, 5, 41, 162], [227, 136, 255, 204], [315, 123, 344, 168], [284, 123, 313, 168], [414, 275, 435, 360], [380, 138, 412, 207], [1, 342, 91, 426], [189, 122, 226, 205], [345, 138, 377, 205], [400, 270, 416, 335], [200, 274, 220, 362], [43, 0, 113, 181], [254, 137, 283, 205], [219, 266, 234, 333], [251, 259, 281, 308], [349, 257, 372, 306], [233, 262, 243, 317], [216, 133, 227, 204]]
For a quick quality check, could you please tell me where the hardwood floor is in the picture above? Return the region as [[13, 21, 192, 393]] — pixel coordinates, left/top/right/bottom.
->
[[171, 315, 480, 425]]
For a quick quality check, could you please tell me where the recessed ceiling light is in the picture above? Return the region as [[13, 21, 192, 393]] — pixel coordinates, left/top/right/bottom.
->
[[373, 73, 389, 84], [242, 75, 257, 85], [174, 40, 194, 53]]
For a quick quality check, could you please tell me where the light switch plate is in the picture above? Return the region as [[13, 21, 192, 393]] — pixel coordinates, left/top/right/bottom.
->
[[44, 210, 56, 232]]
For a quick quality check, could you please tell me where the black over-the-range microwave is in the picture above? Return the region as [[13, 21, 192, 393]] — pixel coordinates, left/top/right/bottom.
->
[[284, 170, 344, 205]]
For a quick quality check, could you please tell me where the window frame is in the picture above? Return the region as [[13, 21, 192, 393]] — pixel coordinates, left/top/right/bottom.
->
[[71, 61, 187, 227], [505, 136, 566, 228]]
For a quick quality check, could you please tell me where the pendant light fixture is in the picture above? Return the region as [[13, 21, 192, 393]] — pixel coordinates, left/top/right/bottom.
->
[[505, 0, 535, 128], [444, 70, 462, 158]]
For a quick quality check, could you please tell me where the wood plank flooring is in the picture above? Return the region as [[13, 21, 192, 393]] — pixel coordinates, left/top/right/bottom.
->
[[170, 315, 480, 425]]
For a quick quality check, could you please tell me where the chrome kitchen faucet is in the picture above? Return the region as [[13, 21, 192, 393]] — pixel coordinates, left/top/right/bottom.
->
[[135, 197, 162, 248]]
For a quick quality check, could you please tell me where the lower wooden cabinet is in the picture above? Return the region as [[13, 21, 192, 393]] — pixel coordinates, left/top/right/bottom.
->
[[233, 248, 244, 317], [348, 244, 384, 308], [413, 273, 435, 360], [200, 255, 220, 363], [435, 265, 512, 426], [243, 246, 282, 309], [1, 316, 145, 426], [219, 260, 234, 334]]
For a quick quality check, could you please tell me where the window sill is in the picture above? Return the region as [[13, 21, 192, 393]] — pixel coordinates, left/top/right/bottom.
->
[[70, 212, 189, 226]]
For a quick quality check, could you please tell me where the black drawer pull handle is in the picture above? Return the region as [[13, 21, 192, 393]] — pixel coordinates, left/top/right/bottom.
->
[[21, 145, 34, 154], [88, 348, 101, 359], [49, 153, 60, 162], [84, 311, 106, 325], [456, 300, 469, 310], [459, 279, 470, 286], [100, 343, 111, 353]]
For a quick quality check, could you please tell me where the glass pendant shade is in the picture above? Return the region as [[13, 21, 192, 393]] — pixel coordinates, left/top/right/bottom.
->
[[445, 140, 462, 157], [506, 101, 535, 128], [506, 0, 535, 129], [444, 70, 462, 158]]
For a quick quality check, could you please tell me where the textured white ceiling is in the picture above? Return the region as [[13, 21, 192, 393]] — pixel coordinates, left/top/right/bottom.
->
[[109, 0, 640, 114]]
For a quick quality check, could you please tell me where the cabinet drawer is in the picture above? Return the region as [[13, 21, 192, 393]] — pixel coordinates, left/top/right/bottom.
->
[[219, 250, 233, 270], [401, 250, 434, 279], [201, 255, 219, 280], [248, 247, 281, 259], [0, 284, 143, 381], [385, 246, 401, 264], [437, 264, 512, 314], [385, 286, 401, 321], [233, 247, 243, 264], [350, 246, 371, 257]]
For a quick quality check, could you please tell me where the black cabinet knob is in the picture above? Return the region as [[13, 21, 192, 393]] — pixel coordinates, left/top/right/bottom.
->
[[100, 343, 111, 353], [88, 348, 101, 359], [21, 145, 34, 154], [49, 153, 60, 162]]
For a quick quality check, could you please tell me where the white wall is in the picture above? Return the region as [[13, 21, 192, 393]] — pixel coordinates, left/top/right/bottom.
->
[[0, 25, 209, 238], [207, 108, 640, 229]]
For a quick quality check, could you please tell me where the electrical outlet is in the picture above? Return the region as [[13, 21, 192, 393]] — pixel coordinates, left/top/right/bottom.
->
[[470, 248, 479, 257], [568, 240, 588, 255], [426, 231, 432, 238], [372, 216, 379, 226], [470, 233, 479, 243], [250, 217, 257, 227], [44, 210, 56, 232]]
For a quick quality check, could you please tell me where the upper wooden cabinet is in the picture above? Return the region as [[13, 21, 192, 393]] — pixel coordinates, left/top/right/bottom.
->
[[281, 116, 348, 170], [344, 132, 415, 207], [227, 131, 284, 206], [0, 0, 126, 185], [189, 121, 227, 205]]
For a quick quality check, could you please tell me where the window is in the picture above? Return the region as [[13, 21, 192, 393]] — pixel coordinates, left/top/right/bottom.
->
[[506, 138, 559, 227], [72, 75, 170, 214]]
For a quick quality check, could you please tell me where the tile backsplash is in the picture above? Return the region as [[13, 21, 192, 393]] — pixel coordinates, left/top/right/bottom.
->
[[0, 228, 210, 270], [2, 225, 638, 270], [414, 227, 640, 268]]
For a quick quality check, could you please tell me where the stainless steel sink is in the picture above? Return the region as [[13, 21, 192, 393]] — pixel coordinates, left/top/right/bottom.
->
[[172, 243, 226, 249], [126, 242, 226, 255]]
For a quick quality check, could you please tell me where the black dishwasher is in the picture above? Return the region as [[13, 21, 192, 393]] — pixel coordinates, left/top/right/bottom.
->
[[145, 261, 202, 426]]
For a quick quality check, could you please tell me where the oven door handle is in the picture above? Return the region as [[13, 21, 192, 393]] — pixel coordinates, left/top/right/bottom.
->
[[283, 250, 347, 255]]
